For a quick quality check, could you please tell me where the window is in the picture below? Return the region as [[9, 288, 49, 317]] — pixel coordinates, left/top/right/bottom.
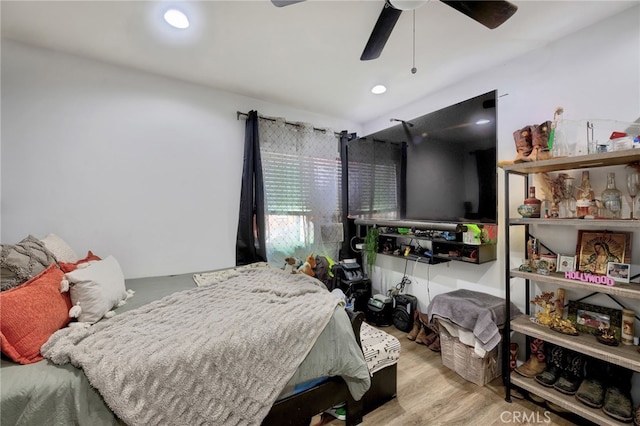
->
[[259, 118, 343, 264]]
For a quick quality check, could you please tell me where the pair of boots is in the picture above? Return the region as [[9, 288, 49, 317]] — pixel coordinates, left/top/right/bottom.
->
[[512, 121, 552, 163], [406, 312, 440, 351], [575, 358, 633, 422], [535, 344, 584, 395]]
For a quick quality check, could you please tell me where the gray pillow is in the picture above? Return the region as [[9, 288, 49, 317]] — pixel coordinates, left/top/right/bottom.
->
[[1, 235, 57, 291]]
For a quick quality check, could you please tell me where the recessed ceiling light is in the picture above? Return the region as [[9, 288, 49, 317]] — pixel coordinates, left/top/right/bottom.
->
[[476, 119, 491, 125], [164, 9, 190, 29], [371, 85, 387, 95]]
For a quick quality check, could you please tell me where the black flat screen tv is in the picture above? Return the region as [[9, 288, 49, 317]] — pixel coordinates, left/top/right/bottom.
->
[[347, 90, 497, 225]]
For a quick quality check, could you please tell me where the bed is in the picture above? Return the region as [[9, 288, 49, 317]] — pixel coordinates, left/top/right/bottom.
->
[[1, 248, 397, 426]]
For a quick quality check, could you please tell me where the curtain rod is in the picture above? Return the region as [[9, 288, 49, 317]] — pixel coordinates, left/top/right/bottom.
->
[[236, 111, 342, 137]]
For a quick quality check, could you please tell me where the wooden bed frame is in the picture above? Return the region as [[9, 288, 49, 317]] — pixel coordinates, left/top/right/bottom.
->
[[262, 311, 398, 426]]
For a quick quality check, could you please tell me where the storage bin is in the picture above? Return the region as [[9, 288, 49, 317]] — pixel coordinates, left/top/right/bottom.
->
[[439, 324, 501, 386]]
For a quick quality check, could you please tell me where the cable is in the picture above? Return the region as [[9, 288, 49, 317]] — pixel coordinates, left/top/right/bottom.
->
[[411, 10, 417, 74], [426, 261, 431, 304]]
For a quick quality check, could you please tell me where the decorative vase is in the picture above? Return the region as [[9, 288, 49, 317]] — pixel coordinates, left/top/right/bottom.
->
[[524, 186, 542, 218]]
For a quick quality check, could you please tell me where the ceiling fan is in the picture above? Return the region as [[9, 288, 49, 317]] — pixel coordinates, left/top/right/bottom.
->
[[272, 0, 518, 61]]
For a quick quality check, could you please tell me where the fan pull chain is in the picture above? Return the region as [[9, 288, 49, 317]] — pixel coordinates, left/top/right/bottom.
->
[[411, 10, 417, 74]]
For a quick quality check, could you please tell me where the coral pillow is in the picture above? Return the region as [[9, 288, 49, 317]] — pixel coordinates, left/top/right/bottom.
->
[[58, 251, 102, 273], [0, 264, 72, 364]]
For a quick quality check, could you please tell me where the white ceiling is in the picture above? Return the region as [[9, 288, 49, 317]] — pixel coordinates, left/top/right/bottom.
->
[[1, 1, 636, 124]]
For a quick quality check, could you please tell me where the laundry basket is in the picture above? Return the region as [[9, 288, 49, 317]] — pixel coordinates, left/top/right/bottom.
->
[[439, 323, 502, 386]]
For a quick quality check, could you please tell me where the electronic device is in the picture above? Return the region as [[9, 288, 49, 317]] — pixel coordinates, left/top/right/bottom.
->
[[346, 90, 497, 226], [333, 262, 364, 283], [366, 294, 393, 327], [392, 294, 418, 332]]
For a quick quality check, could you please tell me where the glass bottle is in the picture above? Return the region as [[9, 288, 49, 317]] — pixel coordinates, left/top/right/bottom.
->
[[576, 171, 594, 217], [550, 107, 569, 157], [576, 171, 595, 201], [524, 186, 542, 218], [601, 172, 622, 218]]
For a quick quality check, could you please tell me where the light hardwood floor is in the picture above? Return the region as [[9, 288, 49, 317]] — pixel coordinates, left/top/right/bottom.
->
[[314, 324, 583, 426]]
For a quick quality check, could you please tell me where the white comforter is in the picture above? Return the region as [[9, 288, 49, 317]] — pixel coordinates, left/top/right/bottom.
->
[[41, 267, 368, 426]]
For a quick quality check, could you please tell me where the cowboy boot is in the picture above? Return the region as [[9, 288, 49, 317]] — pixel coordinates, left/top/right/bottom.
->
[[528, 121, 553, 161], [602, 364, 633, 422], [535, 344, 563, 387], [407, 311, 421, 341], [512, 126, 533, 163], [553, 349, 584, 395], [515, 338, 546, 378], [415, 320, 438, 347], [509, 342, 518, 372], [576, 357, 609, 408], [414, 325, 429, 345]]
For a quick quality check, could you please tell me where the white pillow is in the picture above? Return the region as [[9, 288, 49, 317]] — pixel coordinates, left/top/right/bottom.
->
[[66, 255, 128, 324], [40, 233, 79, 263]]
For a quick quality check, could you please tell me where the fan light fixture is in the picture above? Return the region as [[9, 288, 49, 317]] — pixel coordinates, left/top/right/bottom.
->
[[371, 84, 387, 94], [388, 0, 429, 11], [164, 9, 190, 29]]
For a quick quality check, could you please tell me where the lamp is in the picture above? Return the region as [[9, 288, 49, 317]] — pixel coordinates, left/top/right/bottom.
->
[[388, 0, 429, 11]]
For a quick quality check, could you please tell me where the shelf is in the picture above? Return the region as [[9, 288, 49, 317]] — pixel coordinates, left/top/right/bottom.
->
[[509, 218, 640, 229], [511, 315, 640, 372], [511, 374, 629, 426], [378, 252, 449, 265], [503, 146, 640, 423], [378, 233, 458, 243], [510, 269, 640, 300], [500, 149, 640, 174], [378, 233, 496, 264]]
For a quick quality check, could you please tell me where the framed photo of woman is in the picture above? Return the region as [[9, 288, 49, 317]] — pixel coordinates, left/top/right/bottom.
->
[[576, 230, 632, 275]]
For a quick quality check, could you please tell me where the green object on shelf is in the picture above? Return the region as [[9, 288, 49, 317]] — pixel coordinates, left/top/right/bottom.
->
[[397, 227, 410, 234], [364, 227, 379, 270]]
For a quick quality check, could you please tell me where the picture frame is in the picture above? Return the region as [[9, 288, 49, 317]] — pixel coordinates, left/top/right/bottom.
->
[[567, 300, 622, 340], [576, 230, 632, 275], [556, 254, 576, 272], [606, 261, 631, 283]]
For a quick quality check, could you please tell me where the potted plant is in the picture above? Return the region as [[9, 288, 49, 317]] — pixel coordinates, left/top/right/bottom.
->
[[364, 227, 379, 277]]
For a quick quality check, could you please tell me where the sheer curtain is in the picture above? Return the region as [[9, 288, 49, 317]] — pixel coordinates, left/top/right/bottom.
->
[[259, 117, 343, 265]]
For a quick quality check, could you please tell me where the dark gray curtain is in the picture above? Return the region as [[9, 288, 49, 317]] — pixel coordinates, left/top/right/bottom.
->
[[236, 110, 266, 265]]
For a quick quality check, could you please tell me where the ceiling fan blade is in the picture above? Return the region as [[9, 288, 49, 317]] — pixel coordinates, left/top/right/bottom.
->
[[440, 1, 517, 29], [271, 0, 306, 7], [360, 2, 403, 61]]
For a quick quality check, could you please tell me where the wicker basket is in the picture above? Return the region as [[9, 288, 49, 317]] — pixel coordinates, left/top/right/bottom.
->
[[439, 325, 502, 386]]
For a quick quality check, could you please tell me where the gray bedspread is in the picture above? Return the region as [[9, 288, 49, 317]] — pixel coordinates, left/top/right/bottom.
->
[[426, 289, 522, 352], [2, 268, 370, 426]]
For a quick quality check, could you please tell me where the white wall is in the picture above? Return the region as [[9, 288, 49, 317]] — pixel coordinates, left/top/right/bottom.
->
[[0, 40, 360, 279], [361, 5, 640, 315], [2, 4, 638, 298]]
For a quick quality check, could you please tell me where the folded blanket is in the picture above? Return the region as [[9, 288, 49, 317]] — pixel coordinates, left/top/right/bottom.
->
[[426, 289, 522, 352], [42, 267, 356, 426]]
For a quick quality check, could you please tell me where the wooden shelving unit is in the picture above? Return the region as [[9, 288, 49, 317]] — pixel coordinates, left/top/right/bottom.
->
[[502, 149, 640, 424]]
